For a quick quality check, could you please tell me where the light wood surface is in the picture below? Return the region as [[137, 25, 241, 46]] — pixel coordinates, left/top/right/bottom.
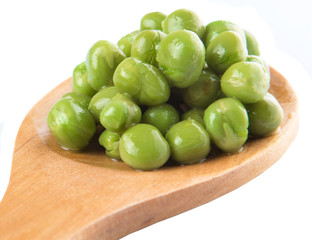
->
[[0, 68, 298, 240]]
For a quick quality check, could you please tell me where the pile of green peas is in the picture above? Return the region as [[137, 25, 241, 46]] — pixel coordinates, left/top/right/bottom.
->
[[47, 9, 284, 171]]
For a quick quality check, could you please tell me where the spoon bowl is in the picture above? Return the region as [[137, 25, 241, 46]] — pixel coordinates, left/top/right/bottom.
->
[[0, 67, 298, 240]]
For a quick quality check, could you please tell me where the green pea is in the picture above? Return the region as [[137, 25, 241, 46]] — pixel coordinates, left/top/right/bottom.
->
[[162, 9, 205, 39], [113, 57, 170, 106], [119, 124, 170, 170], [181, 109, 205, 126], [245, 29, 260, 56], [131, 30, 166, 66], [88, 86, 118, 122], [165, 120, 211, 164], [221, 62, 269, 103], [62, 92, 91, 109], [86, 40, 126, 91], [100, 93, 141, 133], [72, 61, 96, 97], [245, 93, 283, 136], [142, 104, 180, 135], [204, 98, 249, 153], [99, 130, 121, 160], [203, 20, 246, 48], [206, 31, 247, 74], [156, 30, 205, 88], [140, 12, 167, 31], [181, 69, 220, 109], [47, 98, 96, 151], [117, 30, 141, 57]]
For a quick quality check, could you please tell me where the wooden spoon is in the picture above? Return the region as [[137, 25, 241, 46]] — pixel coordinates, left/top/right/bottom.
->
[[0, 67, 298, 240]]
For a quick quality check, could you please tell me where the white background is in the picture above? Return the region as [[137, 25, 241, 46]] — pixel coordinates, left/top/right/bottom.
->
[[1, 0, 312, 239]]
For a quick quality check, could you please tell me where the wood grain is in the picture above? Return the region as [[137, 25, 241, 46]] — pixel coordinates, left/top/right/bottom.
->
[[0, 68, 298, 240]]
